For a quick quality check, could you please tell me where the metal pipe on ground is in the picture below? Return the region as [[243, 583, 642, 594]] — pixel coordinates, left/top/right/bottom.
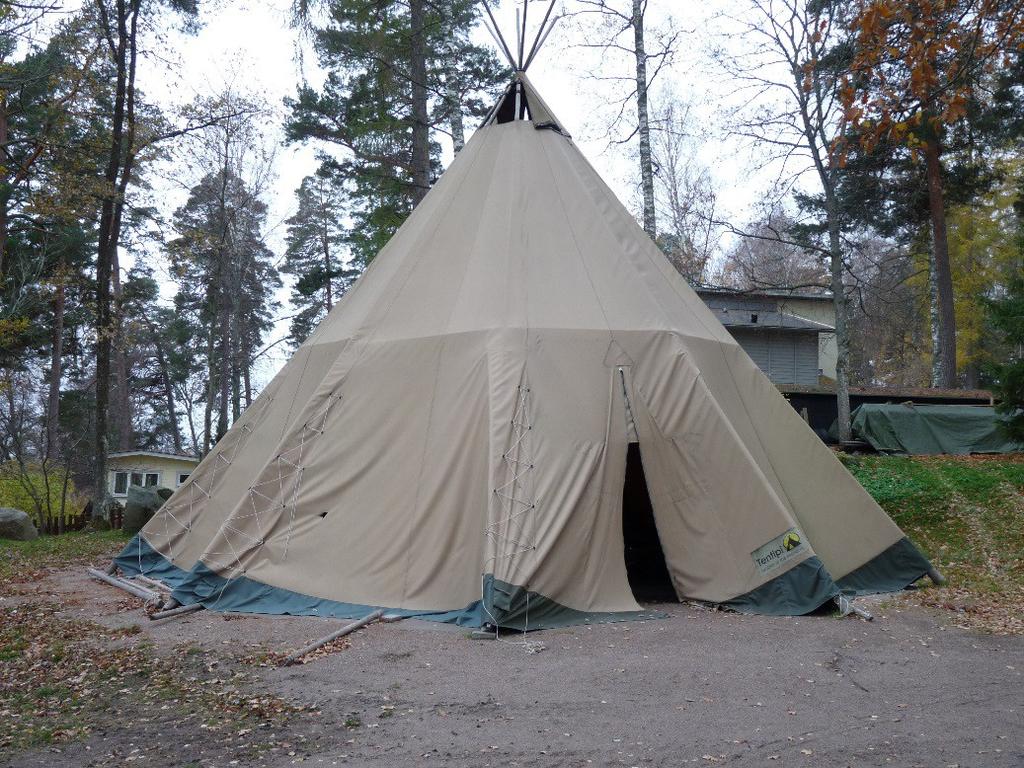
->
[[133, 574, 169, 591], [282, 609, 385, 666], [150, 603, 204, 621], [87, 568, 160, 602], [835, 595, 873, 621], [848, 602, 874, 621]]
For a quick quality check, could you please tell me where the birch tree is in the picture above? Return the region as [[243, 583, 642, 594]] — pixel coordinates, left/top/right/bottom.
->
[[715, 0, 859, 439], [570, 0, 681, 239], [650, 99, 721, 284]]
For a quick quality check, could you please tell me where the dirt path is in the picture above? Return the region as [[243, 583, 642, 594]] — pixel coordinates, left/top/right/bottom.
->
[[6, 569, 1024, 767]]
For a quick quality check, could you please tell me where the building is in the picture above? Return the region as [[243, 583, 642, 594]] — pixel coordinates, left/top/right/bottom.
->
[[693, 287, 992, 436], [107, 450, 200, 499], [696, 287, 837, 386]]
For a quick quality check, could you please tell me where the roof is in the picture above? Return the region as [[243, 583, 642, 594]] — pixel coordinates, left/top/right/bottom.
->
[[108, 450, 200, 463], [695, 286, 834, 302], [777, 383, 994, 401], [710, 307, 835, 332]]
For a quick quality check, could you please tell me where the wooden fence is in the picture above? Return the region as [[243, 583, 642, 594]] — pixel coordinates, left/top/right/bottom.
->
[[36, 504, 123, 535]]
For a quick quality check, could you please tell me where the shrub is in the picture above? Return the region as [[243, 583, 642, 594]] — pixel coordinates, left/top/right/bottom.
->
[[0, 462, 85, 527]]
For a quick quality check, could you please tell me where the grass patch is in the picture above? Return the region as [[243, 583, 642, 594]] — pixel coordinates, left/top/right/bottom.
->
[[0, 528, 129, 587], [841, 452, 1024, 633]]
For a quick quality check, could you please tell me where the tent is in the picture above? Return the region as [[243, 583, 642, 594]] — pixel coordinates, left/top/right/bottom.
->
[[112, 69, 936, 630]]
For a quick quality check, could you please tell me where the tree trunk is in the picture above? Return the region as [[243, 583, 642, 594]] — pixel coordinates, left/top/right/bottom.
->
[[321, 185, 333, 311], [928, 252, 942, 386], [446, 65, 465, 153], [203, 328, 216, 455], [93, 0, 142, 516], [151, 327, 183, 453], [111, 250, 133, 450], [93, 0, 130, 518], [0, 97, 8, 278], [409, 0, 431, 207], [790, 23, 852, 443], [243, 352, 252, 409], [182, 384, 200, 456], [46, 267, 66, 459], [923, 136, 957, 388], [217, 299, 231, 441], [0, 192, 7, 282], [230, 314, 241, 422], [826, 205, 852, 443], [632, 0, 656, 239], [58, 455, 72, 534]]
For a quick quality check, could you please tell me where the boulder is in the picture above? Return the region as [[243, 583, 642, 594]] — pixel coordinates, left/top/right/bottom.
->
[[122, 486, 169, 536], [0, 508, 39, 541], [87, 498, 119, 530]]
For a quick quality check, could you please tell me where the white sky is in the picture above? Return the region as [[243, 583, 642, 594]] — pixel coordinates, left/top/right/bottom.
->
[[131, 0, 790, 384]]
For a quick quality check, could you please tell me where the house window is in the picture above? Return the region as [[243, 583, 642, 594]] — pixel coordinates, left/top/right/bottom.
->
[[112, 471, 161, 495], [177, 472, 190, 487]]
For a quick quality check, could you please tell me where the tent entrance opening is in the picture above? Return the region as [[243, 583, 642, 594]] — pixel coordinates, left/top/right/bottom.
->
[[622, 443, 676, 602]]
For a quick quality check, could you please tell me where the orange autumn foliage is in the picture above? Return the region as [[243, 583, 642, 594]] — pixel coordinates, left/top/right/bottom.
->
[[841, 0, 1024, 152]]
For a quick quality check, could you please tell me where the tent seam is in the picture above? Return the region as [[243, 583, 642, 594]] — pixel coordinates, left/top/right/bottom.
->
[[397, 137, 499, 607]]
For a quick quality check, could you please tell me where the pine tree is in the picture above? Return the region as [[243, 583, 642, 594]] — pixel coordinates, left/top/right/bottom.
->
[[987, 275, 1024, 441], [285, 0, 506, 267], [282, 171, 358, 345], [984, 172, 1024, 441], [167, 169, 280, 453], [1, 12, 112, 491]]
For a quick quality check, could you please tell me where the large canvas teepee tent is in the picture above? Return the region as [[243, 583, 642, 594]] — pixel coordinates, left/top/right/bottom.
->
[[113, 66, 934, 629]]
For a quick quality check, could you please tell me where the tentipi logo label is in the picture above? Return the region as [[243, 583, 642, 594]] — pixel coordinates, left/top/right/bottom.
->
[[751, 528, 806, 575]]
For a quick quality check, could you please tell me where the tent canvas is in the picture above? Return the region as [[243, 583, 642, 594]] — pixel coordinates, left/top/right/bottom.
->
[[113, 73, 934, 630]]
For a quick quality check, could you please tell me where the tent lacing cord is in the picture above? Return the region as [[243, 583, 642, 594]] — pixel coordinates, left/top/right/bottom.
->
[[135, 395, 277, 577], [198, 389, 343, 587], [482, 382, 544, 654]]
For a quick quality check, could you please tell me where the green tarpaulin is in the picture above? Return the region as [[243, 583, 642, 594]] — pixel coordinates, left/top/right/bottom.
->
[[838, 403, 1022, 455]]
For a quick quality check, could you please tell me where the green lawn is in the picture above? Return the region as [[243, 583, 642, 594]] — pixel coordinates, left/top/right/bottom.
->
[[840, 452, 1024, 633]]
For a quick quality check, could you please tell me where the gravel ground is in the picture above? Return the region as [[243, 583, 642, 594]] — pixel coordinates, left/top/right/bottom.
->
[[9, 569, 1024, 768]]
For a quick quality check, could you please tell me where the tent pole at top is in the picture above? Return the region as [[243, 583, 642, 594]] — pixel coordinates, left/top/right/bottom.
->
[[480, 0, 516, 69], [518, 0, 528, 68], [525, 1, 559, 70]]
